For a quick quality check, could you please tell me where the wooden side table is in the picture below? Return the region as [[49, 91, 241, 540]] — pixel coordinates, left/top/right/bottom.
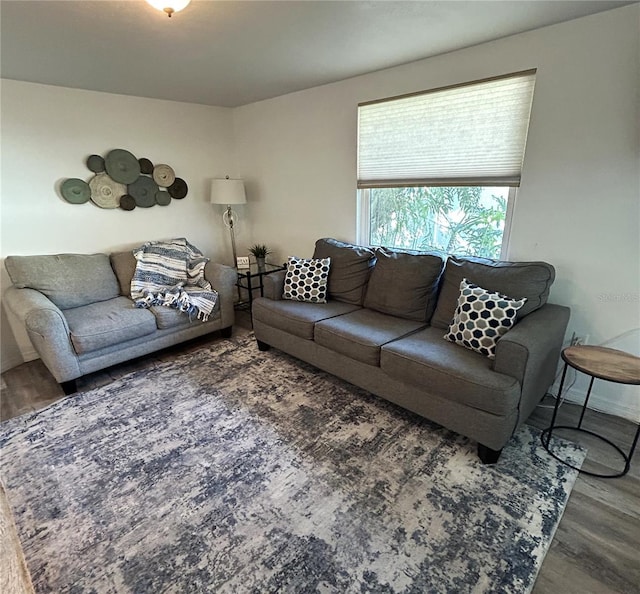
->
[[541, 345, 640, 478]]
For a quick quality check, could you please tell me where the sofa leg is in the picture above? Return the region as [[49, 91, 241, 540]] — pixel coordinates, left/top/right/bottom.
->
[[257, 340, 271, 352], [220, 326, 233, 338], [477, 443, 502, 464], [60, 380, 77, 395]]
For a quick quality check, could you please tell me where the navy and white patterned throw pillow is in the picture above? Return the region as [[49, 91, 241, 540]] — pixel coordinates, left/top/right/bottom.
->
[[283, 256, 331, 303], [444, 278, 527, 359]]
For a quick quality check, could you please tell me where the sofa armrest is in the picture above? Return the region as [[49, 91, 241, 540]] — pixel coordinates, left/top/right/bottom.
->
[[3, 286, 81, 383], [493, 303, 570, 425], [204, 262, 238, 329], [262, 271, 286, 300]]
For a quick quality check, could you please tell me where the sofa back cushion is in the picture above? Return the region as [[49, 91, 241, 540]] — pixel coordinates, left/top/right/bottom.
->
[[110, 250, 137, 297], [5, 253, 120, 310], [313, 238, 375, 305], [363, 247, 445, 322], [430, 255, 556, 329]]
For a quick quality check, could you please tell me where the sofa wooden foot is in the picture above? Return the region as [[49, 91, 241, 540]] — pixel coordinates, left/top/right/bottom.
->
[[477, 443, 502, 464], [220, 326, 233, 338], [257, 340, 271, 352], [60, 380, 77, 395]]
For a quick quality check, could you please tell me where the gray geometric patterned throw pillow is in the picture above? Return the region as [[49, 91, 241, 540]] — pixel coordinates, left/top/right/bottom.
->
[[283, 256, 331, 303], [444, 278, 527, 359]]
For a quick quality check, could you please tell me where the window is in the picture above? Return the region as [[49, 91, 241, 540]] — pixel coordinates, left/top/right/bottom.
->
[[363, 186, 514, 259], [357, 70, 535, 258]]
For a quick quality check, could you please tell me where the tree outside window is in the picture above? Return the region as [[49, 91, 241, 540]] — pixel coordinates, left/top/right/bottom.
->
[[368, 186, 510, 259]]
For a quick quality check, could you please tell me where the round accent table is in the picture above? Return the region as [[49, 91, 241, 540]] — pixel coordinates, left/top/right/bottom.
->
[[541, 345, 640, 478]]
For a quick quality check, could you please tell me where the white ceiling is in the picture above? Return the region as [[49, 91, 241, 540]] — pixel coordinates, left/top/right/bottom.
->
[[0, 0, 634, 107]]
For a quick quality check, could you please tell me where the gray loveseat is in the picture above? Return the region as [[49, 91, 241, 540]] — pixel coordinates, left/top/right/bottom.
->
[[252, 238, 570, 463], [4, 250, 237, 394]]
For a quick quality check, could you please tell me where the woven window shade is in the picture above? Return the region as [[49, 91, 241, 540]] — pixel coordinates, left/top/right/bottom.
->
[[357, 70, 536, 188]]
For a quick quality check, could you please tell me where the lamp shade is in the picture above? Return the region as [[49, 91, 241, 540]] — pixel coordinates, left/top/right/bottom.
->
[[210, 178, 247, 205]]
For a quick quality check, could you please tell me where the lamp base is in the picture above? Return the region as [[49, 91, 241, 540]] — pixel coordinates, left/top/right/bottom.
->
[[222, 206, 239, 269]]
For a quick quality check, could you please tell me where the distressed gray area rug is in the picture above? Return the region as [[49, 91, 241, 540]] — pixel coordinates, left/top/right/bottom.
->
[[0, 333, 585, 594]]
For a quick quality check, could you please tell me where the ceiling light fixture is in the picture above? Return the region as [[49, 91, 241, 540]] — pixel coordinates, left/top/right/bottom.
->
[[145, 0, 191, 18]]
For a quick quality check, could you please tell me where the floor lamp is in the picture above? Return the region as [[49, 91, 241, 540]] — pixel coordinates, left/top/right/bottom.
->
[[210, 177, 247, 268]]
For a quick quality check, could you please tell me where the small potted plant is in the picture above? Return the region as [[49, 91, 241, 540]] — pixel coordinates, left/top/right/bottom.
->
[[248, 244, 271, 271]]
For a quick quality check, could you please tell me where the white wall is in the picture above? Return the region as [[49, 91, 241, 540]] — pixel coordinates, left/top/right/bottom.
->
[[0, 80, 238, 369], [233, 5, 640, 420]]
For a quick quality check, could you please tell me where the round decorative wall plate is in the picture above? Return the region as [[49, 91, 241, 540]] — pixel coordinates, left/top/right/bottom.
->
[[167, 177, 188, 199], [89, 173, 126, 209], [152, 164, 176, 188], [86, 154, 105, 173], [156, 190, 171, 206], [61, 178, 91, 204], [105, 149, 141, 185], [128, 176, 159, 208], [138, 158, 154, 175], [119, 194, 136, 211], [62, 148, 187, 211]]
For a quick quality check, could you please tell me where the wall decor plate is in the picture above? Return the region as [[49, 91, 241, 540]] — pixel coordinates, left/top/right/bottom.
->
[[128, 176, 159, 208], [156, 190, 171, 206], [119, 194, 136, 211], [139, 158, 154, 175], [89, 173, 126, 209], [86, 154, 105, 173], [61, 178, 91, 204], [152, 164, 176, 188], [167, 177, 188, 199], [105, 149, 141, 185]]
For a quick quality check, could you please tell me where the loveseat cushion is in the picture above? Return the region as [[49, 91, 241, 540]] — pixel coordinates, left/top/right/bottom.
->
[[363, 247, 444, 322], [380, 327, 520, 416], [5, 253, 120, 309], [110, 250, 137, 296], [252, 297, 361, 340], [430, 256, 555, 329], [149, 305, 211, 329], [63, 296, 157, 354], [314, 308, 425, 366], [313, 238, 376, 305]]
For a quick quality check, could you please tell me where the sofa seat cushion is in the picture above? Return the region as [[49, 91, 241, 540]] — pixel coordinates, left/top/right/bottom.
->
[[63, 296, 157, 354], [5, 253, 120, 309], [314, 308, 426, 367], [252, 297, 361, 340], [380, 327, 520, 416]]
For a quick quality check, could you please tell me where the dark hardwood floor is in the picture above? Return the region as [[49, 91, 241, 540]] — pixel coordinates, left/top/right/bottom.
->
[[1, 314, 638, 593]]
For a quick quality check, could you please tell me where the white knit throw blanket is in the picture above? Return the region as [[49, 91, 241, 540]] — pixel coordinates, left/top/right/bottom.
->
[[130, 238, 218, 322]]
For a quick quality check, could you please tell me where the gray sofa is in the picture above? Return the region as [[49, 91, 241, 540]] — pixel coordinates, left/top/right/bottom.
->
[[4, 250, 237, 394], [252, 238, 570, 463]]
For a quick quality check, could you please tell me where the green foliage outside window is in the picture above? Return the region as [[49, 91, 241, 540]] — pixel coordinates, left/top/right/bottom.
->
[[369, 186, 508, 259]]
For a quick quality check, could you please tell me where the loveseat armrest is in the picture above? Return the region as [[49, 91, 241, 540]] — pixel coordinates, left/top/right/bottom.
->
[[204, 261, 238, 328], [204, 262, 238, 329], [3, 286, 81, 383], [262, 271, 286, 301], [493, 303, 570, 425]]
